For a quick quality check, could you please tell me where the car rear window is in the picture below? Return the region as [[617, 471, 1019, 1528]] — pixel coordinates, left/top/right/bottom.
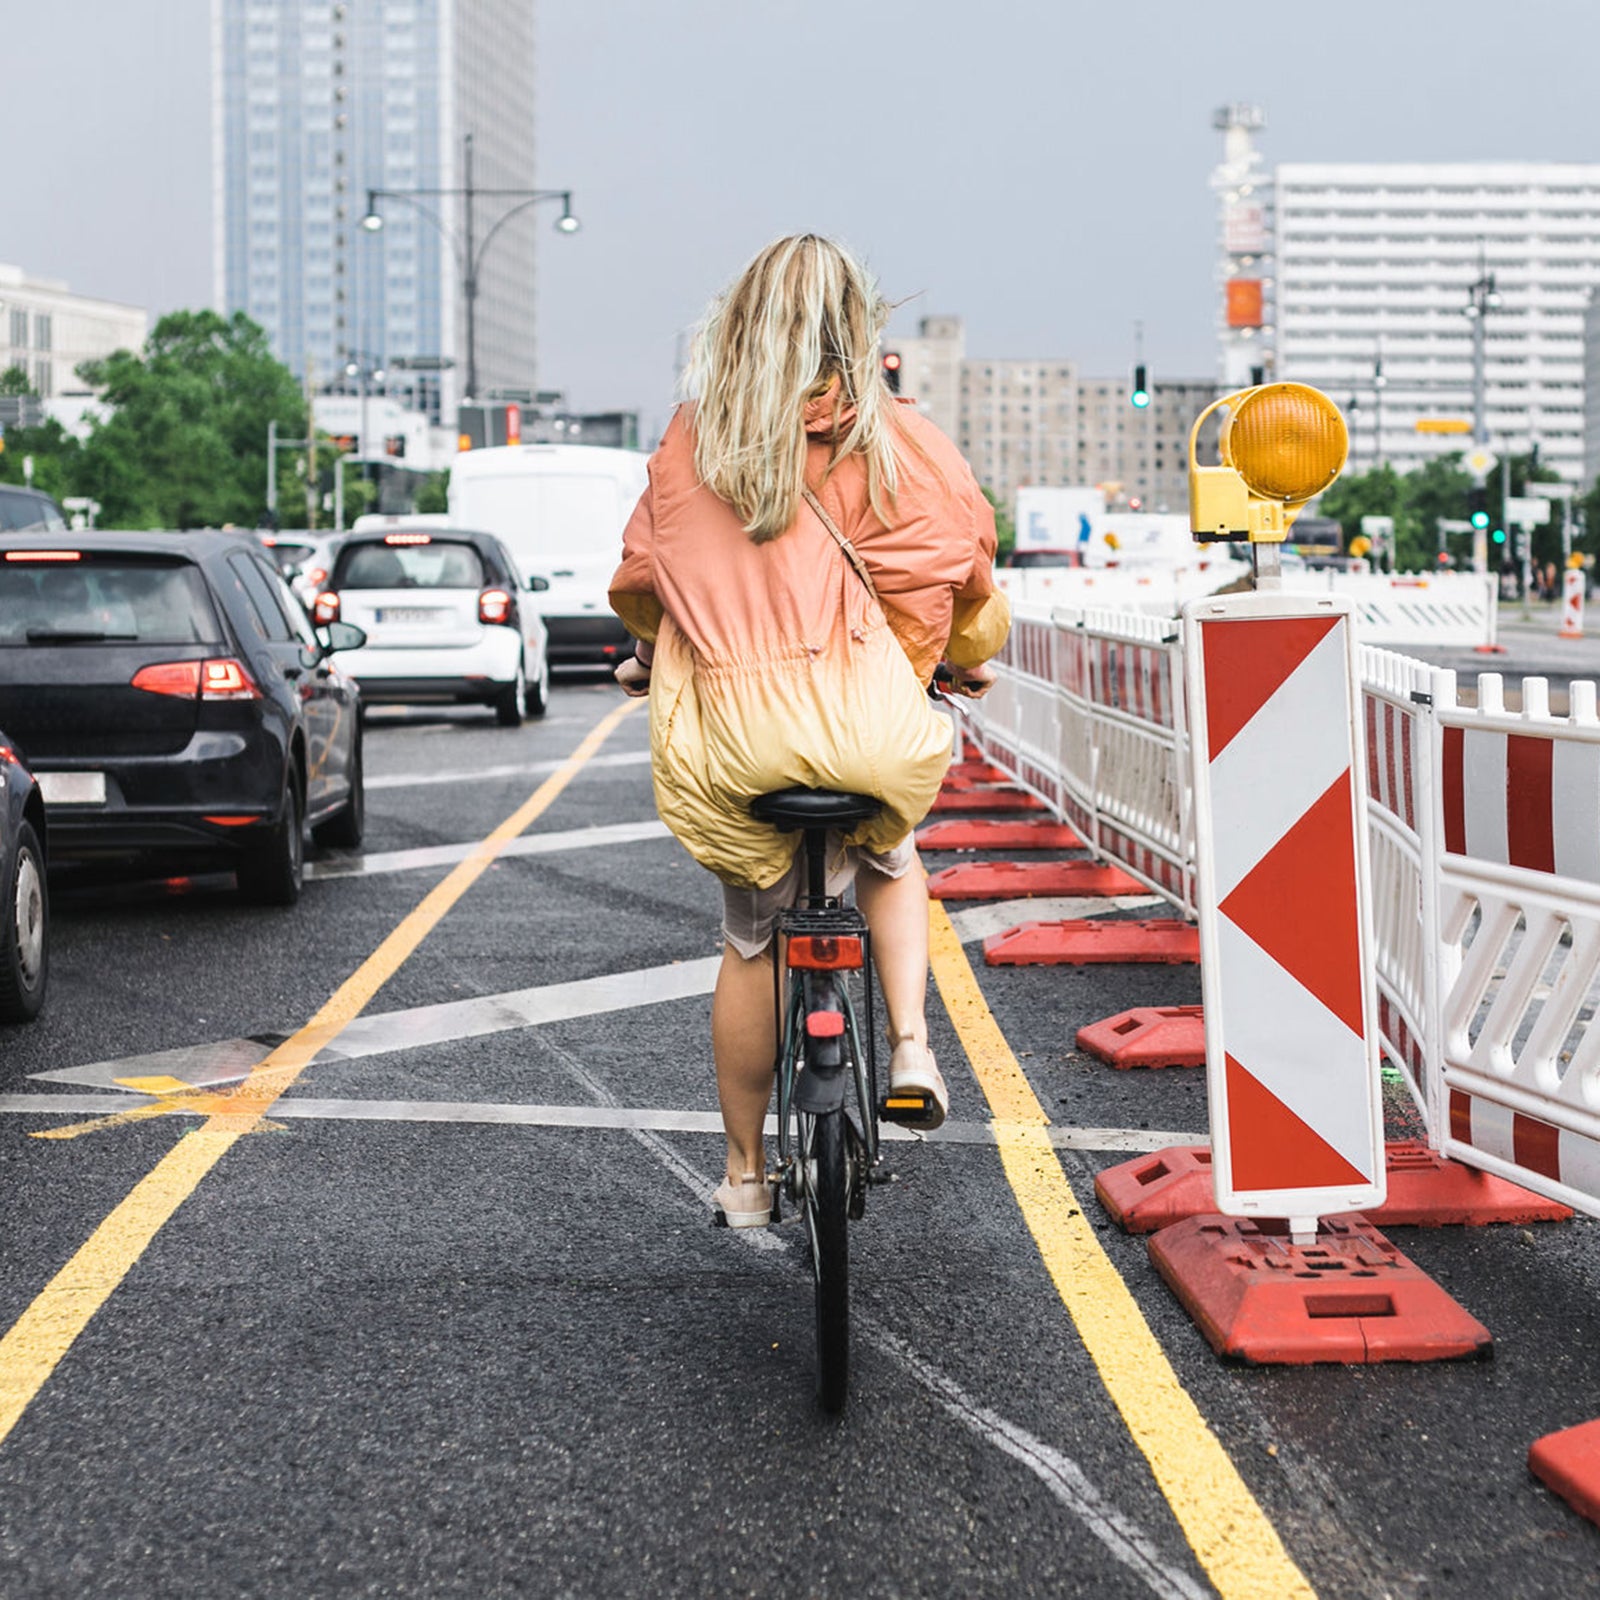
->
[[0, 489, 67, 533], [265, 541, 316, 573], [0, 558, 222, 646], [337, 539, 484, 589]]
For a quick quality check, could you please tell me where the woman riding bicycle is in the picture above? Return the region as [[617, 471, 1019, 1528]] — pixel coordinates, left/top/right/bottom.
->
[[609, 234, 1009, 1228]]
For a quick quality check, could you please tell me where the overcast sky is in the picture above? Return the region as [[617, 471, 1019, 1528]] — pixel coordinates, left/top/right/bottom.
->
[[5, 0, 1599, 425]]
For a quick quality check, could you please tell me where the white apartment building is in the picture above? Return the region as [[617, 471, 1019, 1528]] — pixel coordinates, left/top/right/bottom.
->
[[0, 264, 147, 399], [1270, 163, 1600, 481]]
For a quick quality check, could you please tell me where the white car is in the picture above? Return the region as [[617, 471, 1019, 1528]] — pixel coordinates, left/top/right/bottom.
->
[[261, 532, 343, 608], [312, 526, 550, 724]]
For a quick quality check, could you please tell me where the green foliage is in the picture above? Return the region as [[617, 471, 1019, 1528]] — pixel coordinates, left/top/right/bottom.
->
[[982, 485, 1014, 556], [74, 310, 306, 528], [414, 470, 450, 515], [0, 365, 32, 396]]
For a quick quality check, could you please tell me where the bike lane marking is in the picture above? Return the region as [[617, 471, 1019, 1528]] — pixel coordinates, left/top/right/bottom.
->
[[927, 899, 1316, 1600], [0, 697, 642, 1448]]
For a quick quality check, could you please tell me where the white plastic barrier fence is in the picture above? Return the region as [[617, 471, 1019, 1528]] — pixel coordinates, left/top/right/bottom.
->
[[991, 565, 1499, 649], [965, 602, 1600, 1221]]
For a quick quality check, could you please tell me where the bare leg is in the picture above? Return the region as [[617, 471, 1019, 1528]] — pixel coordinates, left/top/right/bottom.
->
[[711, 946, 777, 1184], [855, 856, 929, 1048]]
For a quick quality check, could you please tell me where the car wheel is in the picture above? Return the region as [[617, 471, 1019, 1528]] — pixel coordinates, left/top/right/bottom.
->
[[0, 822, 48, 1023], [238, 765, 305, 906], [496, 660, 526, 727], [313, 734, 365, 850], [525, 647, 549, 719]]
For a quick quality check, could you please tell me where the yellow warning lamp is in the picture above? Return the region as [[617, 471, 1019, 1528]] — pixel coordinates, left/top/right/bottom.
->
[[1188, 383, 1348, 544], [1348, 536, 1372, 559]]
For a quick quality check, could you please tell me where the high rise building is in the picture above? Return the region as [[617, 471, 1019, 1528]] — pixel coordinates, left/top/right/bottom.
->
[[1211, 116, 1600, 482], [886, 317, 1213, 516], [212, 0, 538, 420]]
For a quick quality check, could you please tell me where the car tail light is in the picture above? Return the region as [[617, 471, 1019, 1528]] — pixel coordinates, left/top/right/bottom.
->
[[313, 591, 341, 624], [305, 565, 328, 590], [200, 658, 259, 699], [786, 935, 865, 971], [132, 658, 260, 700], [479, 587, 513, 625], [0, 746, 17, 766], [4, 549, 81, 562], [384, 532, 431, 545]]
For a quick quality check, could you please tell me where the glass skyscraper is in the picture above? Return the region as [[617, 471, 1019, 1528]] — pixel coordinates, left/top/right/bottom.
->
[[212, 0, 538, 419]]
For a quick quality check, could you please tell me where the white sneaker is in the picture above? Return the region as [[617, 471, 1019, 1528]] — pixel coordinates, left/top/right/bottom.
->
[[711, 1173, 772, 1228], [881, 1038, 948, 1132]]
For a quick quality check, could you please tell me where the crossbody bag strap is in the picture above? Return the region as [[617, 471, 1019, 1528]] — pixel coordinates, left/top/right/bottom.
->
[[802, 484, 880, 606]]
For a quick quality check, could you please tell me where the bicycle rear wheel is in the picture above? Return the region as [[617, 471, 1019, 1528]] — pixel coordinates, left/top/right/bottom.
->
[[803, 1106, 850, 1412]]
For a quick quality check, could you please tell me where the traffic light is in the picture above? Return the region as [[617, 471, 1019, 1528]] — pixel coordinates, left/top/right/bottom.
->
[[1492, 526, 1507, 545], [882, 352, 902, 395], [1130, 363, 1150, 409], [1469, 485, 1489, 531]]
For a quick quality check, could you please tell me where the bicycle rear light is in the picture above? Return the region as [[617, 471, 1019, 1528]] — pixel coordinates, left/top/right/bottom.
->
[[804, 1011, 847, 1039], [786, 935, 864, 971]]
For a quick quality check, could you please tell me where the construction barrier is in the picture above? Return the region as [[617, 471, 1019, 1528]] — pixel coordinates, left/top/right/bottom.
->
[[964, 602, 1600, 1227], [990, 564, 1500, 649], [1560, 567, 1585, 639]]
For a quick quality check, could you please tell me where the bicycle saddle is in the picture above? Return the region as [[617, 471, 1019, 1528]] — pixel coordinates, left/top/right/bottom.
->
[[750, 788, 881, 831]]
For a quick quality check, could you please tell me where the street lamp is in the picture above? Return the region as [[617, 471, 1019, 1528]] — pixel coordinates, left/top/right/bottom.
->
[[1463, 246, 1502, 448], [362, 132, 579, 401]]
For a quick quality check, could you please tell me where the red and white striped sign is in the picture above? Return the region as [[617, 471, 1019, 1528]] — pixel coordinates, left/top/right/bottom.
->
[[1183, 592, 1386, 1223], [1560, 568, 1584, 639], [1449, 1089, 1600, 1208]]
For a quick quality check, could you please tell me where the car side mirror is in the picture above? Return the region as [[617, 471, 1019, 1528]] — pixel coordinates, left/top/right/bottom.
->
[[319, 620, 368, 653], [527, 574, 550, 592]]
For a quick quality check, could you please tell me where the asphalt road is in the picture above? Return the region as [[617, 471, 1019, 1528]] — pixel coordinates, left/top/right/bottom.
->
[[0, 675, 1597, 1598]]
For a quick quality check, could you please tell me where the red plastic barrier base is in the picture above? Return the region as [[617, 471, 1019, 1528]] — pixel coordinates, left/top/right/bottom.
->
[[916, 819, 1085, 852], [1530, 1418, 1600, 1528], [928, 860, 1144, 901], [942, 761, 1012, 788], [1077, 1005, 1205, 1069], [1472, 643, 1509, 655], [984, 918, 1199, 966], [1148, 1214, 1494, 1364], [1096, 1139, 1575, 1235], [928, 788, 1046, 814], [1377, 1140, 1574, 1226], [1095, 1145, 1215, 1233]]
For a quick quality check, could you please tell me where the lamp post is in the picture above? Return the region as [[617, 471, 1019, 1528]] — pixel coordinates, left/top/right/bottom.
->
[[362, 132, 578, 403], [1463, 246, 1502, 448], [342, 353, 386, 461]]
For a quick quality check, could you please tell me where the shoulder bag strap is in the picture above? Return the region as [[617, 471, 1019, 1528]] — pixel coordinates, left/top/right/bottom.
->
[[802, 484, 880, 606]]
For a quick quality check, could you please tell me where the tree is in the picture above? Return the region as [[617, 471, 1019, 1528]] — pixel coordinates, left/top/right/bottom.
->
[[0, 367, 82, 502], [0, 365, 32, 396], [414, 470, 450, 515], [1320, 461, 1404, 557], [982, 486, 1014, 557], [76, 310, 305, 529]]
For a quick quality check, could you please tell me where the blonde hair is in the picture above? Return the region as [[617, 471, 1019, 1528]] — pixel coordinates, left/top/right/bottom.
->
[[685, 234, 903, 542]]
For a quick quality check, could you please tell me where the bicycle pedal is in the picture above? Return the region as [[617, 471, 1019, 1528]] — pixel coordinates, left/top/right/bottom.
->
[[878, 1091, 935, 1124]]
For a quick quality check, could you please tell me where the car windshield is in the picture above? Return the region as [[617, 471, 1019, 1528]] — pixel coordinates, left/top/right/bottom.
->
[[338, 540, 484, 589], [0, 559, 222, 646], [0, 489, 66, 533]]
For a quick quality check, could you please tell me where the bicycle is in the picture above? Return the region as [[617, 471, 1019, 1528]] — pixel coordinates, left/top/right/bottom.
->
[[745, 788, 937, 1413]]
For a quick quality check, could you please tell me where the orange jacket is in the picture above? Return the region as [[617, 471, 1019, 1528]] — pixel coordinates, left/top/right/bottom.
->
[[609, 401, 1009, 888]]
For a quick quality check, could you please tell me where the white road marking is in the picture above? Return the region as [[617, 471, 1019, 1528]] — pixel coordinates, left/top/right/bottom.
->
[[31, 956, 722, 1093], [365, 748, 651, 792], [0, 1091, 1200, 1151], [307, 817, 672, 880], [944, 894, 1162, 945]]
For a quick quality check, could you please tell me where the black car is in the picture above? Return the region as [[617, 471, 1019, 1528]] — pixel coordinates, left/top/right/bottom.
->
[[0, 486, 68, 533], [0, 530, 367, 905], [0, 733, 47, 1022]]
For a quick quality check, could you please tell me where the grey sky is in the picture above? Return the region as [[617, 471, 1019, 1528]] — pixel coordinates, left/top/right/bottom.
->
[[5, 0, 1599, 425]]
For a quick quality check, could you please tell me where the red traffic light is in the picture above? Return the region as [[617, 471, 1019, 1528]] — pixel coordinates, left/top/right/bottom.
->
[[882, 351, 903, 394]]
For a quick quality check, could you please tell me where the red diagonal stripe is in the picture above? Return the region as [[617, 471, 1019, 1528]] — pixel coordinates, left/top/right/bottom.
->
[[1443, 726, 1466, 855], [1201, 614, 1340, 760], [1506, 735, 1555, 873], [1220, 770, 1365, 1038], [1225, 1054, 1370, 1190]]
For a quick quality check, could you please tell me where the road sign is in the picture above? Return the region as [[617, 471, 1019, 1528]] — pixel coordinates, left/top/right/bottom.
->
[[1506, 496, 1551, 527], [1361, 516, 1395, 540], [1464, 448, 1499, 478], [1415, 418, 1472, 435], [1537, 481, 1578, 501], [1436, 519, 1473, 534]]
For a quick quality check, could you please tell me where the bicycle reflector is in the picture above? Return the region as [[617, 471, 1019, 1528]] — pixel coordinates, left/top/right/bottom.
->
[[1188, 382, 1348, 544], [786, 935, 864, 971]]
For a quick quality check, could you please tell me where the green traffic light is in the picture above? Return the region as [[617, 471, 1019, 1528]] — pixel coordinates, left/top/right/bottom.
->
[[1471, 511, 1489, 530], [1492, 528, 1506, 544], [1131, 390, 1150, 409]]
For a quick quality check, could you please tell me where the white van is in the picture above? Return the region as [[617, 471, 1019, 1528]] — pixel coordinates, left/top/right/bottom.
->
[[448, 444, 648, 666]]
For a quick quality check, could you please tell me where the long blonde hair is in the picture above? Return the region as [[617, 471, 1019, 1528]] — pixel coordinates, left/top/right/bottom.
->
[[685, 235, 902, 542]]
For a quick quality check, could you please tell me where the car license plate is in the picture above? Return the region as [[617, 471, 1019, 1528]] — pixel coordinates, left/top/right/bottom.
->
[[376, 607, 442, 625], [37, 771, 107, 806]]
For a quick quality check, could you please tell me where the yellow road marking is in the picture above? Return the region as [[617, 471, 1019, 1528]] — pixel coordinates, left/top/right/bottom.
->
[[0, 698, 640, 1447], [927, 901, 1315, 1600]]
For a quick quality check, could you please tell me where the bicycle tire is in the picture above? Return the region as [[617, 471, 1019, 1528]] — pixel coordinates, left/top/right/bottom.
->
[[804, 1106, 850, 1413]]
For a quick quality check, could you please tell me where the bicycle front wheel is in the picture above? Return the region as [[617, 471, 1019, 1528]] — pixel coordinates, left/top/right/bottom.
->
[[803, 1107, 850, 1413]]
